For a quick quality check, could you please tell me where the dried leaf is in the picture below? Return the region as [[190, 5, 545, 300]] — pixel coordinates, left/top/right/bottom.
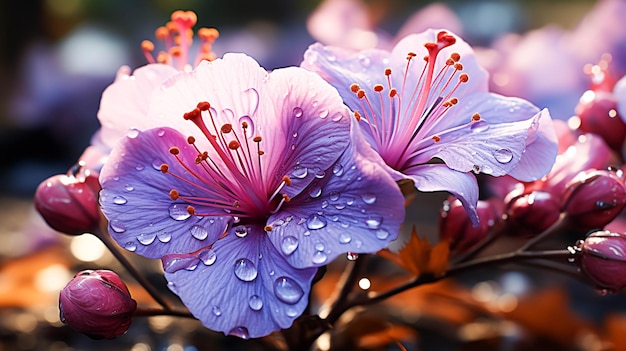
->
[[604, 314, 626, 351]]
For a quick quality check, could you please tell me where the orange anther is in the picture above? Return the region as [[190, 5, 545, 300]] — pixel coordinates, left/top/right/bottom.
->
[[264, 225, 273, 232], [449, 97, 459, 105], [198, 27, 220, 41], [357, 89, 366, 99], [156, 52, 170, 64], [389, 88, 398, 98], [432, 135, 441, 142], [472, 113, 481, 121], [186, 205, 196, 215], [384, 68, 392, 76], [169, 146, 180, 155], [459, 73, 469, 83], [350, 83, 360, 93], [169, 189, 180, 200], [197, 101, 211, 111], [228, 140, 240, 150], [450, 52, 461, 62], [141, 40, 155, 52], [187, 136, 196, 144], [454, 63, 463, 70], [155, 26, 169, 40], [282, 175, 292, 186], [373, 84, 384, 92], [253, 136, 262, 142], [160, 164, 169, 173], [169, 46, 182, 57], [354, 111, 362, 121], [221, 124, 233, 133], [446, 58, 455, 65]]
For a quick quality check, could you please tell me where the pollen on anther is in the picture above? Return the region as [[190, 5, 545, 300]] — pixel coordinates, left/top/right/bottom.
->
[[241, 121, 248, 129], [459, 73, 469, 83], [169, 146, 180, 155], [472, 113, 481, 121], [373, 84, 384, 92], [282, 194, 291, 203], [350, 84, 360, 93], [155, 26, 169, 40], [384, 68, 392, 76], [357, 89, 366, 99], [160, 164, 169, 173], [228, 140, 240, 150], [389, 88, 398, 98], [432, 135, 441, 142], [198, 27, 220, 42], [187, 136, 196, 144], [282, 175, 292, 186], [449, 97, 459, 105], [197, 101, 211, 111], [221, 124, 233, 133], [451, 52, 461, 62], [184, 108, 201, 120], [187, 205, 196, 215], [169, 46, 182, 58], [169, 189, 180, 200], [407, 52, 417, 58], [354, 111, 362, 121], [141, 40, 155, 52], [446, 58, 455, 65], [264, 225, 273, 232], [253, 136, 262, 142], [258, 150, 265, 155], [454, 63, 464, 70]]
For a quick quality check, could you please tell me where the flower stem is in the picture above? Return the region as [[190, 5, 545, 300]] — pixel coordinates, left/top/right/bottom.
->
[[134, 307, 195, 318], [517, 212, 569, 251], [94, 227, 177, 311]]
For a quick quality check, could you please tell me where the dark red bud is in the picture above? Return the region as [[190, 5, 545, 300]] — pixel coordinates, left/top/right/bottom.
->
[[562, 169, 626, 230], [439, 197, 503, 252], [578, 230, 626, 292], [575, 90, 626, 151], [34, 164, 101, 235], [59, 269, 137, 339], [506, 190, 561, 237]]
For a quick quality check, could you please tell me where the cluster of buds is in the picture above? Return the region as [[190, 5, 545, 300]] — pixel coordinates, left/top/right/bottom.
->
[[574, 230, 626, 293]]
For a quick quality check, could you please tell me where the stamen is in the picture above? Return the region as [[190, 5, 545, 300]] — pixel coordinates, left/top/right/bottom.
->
[[282, 175, 292, 186], [228, 140, 240, 150], [221, 124, 233, 133], [160, 164, 169, 173], [373, 84, 384, 92], [187, 205, 196, 215], [169, 189, 180, 200], [141, 40, 156, 64], [264, 225, 273, 232], [169, 146, 180, 155], [432, 135, 441, 142], [472, 113, 481, 121], [187, 136, 196, 144]]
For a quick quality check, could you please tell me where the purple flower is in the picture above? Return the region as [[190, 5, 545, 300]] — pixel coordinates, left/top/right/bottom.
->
[[59, 270, 137, 339], [301, 29, 557, 222], [99, 54, 404, 338], [616, 74, 626, 119]]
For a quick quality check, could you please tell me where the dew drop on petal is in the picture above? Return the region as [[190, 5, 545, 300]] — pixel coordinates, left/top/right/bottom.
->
[[157, 129, 165, 137], [274, 276, 304, 304], [127, 128, 140, 139], [151, 159, 163, 171], [365, 216, 382, 229], [243, 88, 260, 116], [331, 112, 343, 122], [358, 54, 371, 67], [321, 200, 329, 209], [198, 248, 216, 266], [281, 236, 299, 255], [234, 258, 258, 282], [470, 120, 489, 133], [135, 164, 145, 171], [234, 225, 248, 238], [169, 203, 191, 221], [313, 168, 325, 179], [307, 215, 327, 230], [292, 166, 308, 179], [482, 164, 493, 175], [124, 184, 134, 192], [157, 231, 172, 243], [249, 295, 263, 311], [375, 229, 390, 240], [113, 196, 127, 205], [293, 107, 303, 118], [309, 186, 322, 198], [494, 148, 514, 164], [167, 281, 178, 294], [347, 252, 359, 261], [162, 255, 199, 273], [361, 193, 376, 204], [212, 305, 222, 317], [329, 192, 340, 201], [190, 225, 208, 240], [124, 241, 137, 252], [339, 233, 352, 244], [110, 221, 127, 233], [314, 242, 325, 251], [312, 251, 328, 264], [229, 326, 250, 339], [318, 109, 329, 118], [332, 164, 344, 176], [137, 233, 156, 245]]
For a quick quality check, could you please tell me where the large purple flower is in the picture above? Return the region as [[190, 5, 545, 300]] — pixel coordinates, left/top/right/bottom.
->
[[301, 29, 557, 222], [99, 54, 404, 338]]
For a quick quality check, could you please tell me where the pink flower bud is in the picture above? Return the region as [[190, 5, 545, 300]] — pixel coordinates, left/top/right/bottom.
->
[[34, 164, 101, 235], [505, 190, 561, 236], [575, 90, 626, 151], [440, 197, 503, 252], [59, 270, 137, 339], [578, 230, 626, 292], [562, 169, 626, 230]]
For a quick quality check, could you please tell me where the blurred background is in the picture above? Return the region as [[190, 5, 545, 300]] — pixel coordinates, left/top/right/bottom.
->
[[1, 0, 622, 350]]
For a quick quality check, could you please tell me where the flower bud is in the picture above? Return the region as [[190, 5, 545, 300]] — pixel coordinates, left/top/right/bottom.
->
[[440, 197, 503, 252], [562, 169, 626, 230], [577, 230, 626, 292], [575, 90, 626, 151], [34, 164, 101, 235], [59, 270, 137, 339], [505, 190, 561, 237]]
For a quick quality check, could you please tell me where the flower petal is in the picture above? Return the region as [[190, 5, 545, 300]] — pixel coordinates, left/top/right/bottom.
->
[[616, 75, 626, 120], [97, 64, 178, 149], [267, 118, 405, 268], [99, 127, 229, 259], [163, 226, 317, 338]]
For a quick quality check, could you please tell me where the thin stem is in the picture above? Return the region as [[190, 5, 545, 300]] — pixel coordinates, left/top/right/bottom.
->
[[93, 227, 176, 311], [134, 307, 195, 319], [320, 256, 367, 322], [518, 212, 569, 251]]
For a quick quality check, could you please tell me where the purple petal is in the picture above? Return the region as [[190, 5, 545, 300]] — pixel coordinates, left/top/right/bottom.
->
[[163, 226, 317, 338], [99, 128, 229, 259], [267, 119, 405, 268], [404, 164, 479, 224], [616, 75, 626, 120], [97, 64, 178, 149]]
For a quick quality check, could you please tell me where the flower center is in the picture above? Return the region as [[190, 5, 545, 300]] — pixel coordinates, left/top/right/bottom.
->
[[141, 10, 219, 71], [160, 101, 290, 229], [349, 30, 479, 171]]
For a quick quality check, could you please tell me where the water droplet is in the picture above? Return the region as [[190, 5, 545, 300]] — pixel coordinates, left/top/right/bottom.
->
[[361, 193, 376, 204], [249, 295, 263, 311], [281, 236, 299, 255], [113, 196, 127, 205], [292, 166, 308, 179], [335, 203, 346, 210], [293, 107, 303, 118], [274, 276, 304, 304], [329, 192, 340, 201], [358, 54, 371, 67], [229, 326, 249, 339], [212, 305, 222, 317], [375, 229, 390, 240], [314, 242, 325, 251], [365, 216, 382, 229], [312, 251, 328, 264], [169, 203, 191, 221], [124, 184, 134, 191], [137, 233, 156, 245], [110, 221, 127, 233], [198, 248, 216, 265], [157, 231, 172, 243], [127, 128, 140, 139], [307, 215, 327, 230], [135, 164, 145, 171], [339, 233, 352, 244], [292, 131, 298, 138], [347, 252, 359, 261], [157, 129, 165, 137], [318, 109, 329, 118], [151, 159, 163, 170], [234, 258, 258, 282], [312, 100, 319, 107], [243, 88, 260, 116], [309, 186, 322, 198], [234, 225, 248, 238], [471, 120, 489, 133], [313, 168, 325, 179], [481, 164, 493, 175], [331, 112, 343, 122], [494, 148, 514, 163], [162, 255, 199, 273], [190, 225, 208, 240], [321, 200, 329, 209], [124, 242, 137, 252]]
